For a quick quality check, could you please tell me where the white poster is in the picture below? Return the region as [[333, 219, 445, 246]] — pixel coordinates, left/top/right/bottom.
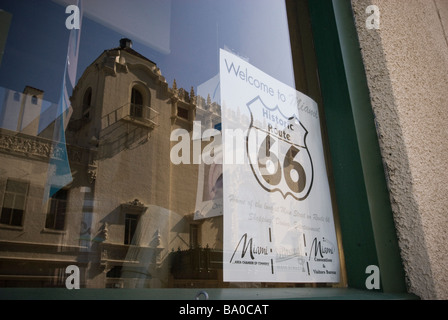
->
[[220, 49, 340, 283]]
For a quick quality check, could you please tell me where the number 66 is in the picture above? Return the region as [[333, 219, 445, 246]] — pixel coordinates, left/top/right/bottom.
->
[[258, 134, 306, 193]]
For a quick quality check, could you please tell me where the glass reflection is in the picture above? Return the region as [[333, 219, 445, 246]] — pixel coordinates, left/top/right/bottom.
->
[[0, 0, 311, 289]]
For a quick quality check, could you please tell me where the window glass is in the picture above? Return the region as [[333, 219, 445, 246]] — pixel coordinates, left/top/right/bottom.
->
[[45, 188, 68, 230], [130, 87, 143, 118], [1, 180, 28, 227], [82, 87, 92, 118], [124, 214, 139, 245], [0, 0, 343, 289]]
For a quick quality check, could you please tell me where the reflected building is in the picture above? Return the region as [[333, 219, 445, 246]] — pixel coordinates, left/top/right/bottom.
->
[[0, 39, 224, 288]]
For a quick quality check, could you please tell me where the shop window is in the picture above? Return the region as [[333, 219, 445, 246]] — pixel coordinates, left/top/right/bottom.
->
[[0, 0, 408, 297], [0, 179, 28, 227]]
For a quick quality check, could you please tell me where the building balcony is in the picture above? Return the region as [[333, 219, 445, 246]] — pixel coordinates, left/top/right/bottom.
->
[[170, 247, 222, 281], [102, 103, 159, 130]]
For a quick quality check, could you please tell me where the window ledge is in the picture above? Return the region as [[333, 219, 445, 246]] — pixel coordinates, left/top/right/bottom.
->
[[41, 228, 67, 235], [0, 287, 419, 300], [0, 224, 24, 231]]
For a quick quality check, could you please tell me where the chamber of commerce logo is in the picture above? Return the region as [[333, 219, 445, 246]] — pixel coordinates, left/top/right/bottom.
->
[[246, 96, 313, 201]]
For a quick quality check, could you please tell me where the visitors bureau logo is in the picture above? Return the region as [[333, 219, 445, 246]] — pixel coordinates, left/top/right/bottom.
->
[[246, 96, 314, 201]]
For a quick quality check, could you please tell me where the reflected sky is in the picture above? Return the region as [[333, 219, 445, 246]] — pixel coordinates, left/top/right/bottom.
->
[[0, 0, 295, 106]]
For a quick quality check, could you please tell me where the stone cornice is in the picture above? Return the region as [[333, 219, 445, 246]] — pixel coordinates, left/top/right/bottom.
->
[[0, 128, 96, 167]]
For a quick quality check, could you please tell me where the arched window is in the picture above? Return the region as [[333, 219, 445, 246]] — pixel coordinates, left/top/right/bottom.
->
[[82, 87, 92, 119], [130, 87, 143, 118]]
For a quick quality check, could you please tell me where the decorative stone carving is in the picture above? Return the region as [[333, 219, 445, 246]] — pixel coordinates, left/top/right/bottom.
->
[[0, 130, 95, 168], [207, 94, 212, 106], [87, 163, 97, 184], [128, 198, 144, 207], [100, 222, 109, 242], [121, 198, 147, 214], [0, 131, 52, 159], [190, 86, 196, 104], [150, 229, 162, 248], [178, 88, 185, 100], [101, 248, 108, 260]]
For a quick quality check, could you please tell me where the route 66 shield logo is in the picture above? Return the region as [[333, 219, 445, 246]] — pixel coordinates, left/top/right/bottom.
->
[[246, 96, 314, 201]]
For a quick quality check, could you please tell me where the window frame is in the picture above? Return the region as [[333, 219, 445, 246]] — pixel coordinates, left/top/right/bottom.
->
[[177, 106, 190, 121], [82, 87, 92, 119], [124, 213, 139, 245], [130, 86, 144, 118], [31, 95, 38, 105], [44, 187, 69, 231], [189, 223, 201, 249], [307, 0, 407, 293], [0, 178, 29, 228]]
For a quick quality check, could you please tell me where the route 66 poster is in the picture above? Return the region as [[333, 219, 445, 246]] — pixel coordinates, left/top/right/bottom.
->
[[220, 49, 340, 283]]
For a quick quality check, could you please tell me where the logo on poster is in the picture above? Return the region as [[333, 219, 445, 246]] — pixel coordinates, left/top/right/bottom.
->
[[246, 96, 314, 201], [309, 237, 338, 276], [309, 237, 336, 263], [230, 233, 270, 264]]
